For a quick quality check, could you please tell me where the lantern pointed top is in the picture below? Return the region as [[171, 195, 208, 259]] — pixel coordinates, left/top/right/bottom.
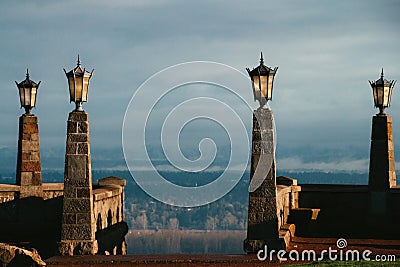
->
[[15, 69, 41, 115], [77, 54, 81, 66], [369, 68, 396, 115], [260, 52, 264, 65]]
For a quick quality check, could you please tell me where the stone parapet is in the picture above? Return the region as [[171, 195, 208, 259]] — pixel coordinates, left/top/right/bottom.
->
[[93, 186, 123, 202], [43, 183, 64, 200], [0, 185, 20, 204]]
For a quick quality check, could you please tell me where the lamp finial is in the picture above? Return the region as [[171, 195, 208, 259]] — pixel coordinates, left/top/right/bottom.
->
[[77, 54, 81, 66], [26, 68, 30, 79], [260, 52, 264, 65]]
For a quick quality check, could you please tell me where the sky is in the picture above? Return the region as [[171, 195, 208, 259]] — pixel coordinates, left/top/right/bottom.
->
[[0, 0, 400, 173]]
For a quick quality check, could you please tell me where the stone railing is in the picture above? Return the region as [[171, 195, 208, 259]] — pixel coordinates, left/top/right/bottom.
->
[[92, 177, 127, 255], [0, 184, 20, 204], [42, 183, 64, 200]]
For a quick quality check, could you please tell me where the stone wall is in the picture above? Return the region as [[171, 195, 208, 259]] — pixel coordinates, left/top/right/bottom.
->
[[93, 177, 127, 255], [296, 184, 400, 239], [43, 183, 64, 200], [0, 185, 19, 204]]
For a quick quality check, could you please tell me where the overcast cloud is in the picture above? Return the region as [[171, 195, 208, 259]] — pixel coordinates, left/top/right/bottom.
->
[[0, 0, 399, 172]]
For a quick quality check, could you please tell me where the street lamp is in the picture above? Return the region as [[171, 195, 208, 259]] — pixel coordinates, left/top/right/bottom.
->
[[64, 55, 94, 111], [15, 69, 41, 115], [246, 52, 278, 109], [369, 68, 396, 115]]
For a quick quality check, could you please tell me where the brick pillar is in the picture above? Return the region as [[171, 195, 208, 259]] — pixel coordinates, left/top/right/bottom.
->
[[368, 115, 396, 217], [16, 115, 43, 198], [244, 108, 282, 253], [59, 111, 97, 255]]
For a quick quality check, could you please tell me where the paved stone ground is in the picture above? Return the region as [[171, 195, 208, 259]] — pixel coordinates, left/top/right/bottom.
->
[[46, 238, 400, 266]]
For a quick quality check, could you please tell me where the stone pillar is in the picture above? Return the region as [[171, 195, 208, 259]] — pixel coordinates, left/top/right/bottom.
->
[[59, 111, 97, 255], [16, 115, 43, 198], [244, 108, 281, 253], [368, 115, 396, 217]]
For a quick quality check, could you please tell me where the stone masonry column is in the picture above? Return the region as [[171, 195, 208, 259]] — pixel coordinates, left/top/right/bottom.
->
[[59, 111, 97, 255], [244, 108, 281, 253], [368, 115, 396, 217], [16, 114, 43, 198]]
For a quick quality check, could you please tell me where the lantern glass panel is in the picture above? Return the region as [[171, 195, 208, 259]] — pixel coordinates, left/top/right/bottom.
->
[[376, 86, 383, 106], [75, 76, 84, 101], [383, 85, 390, 107], [31, 87, 37, 107], [252, 75, 260, 99], [24, 87, 31, 107], [19, 87, 25, 107], [267, 73, 275, 99], [82, 75, 90, 102], [260, 75, 267, 98], [68, 76, 75, 101]]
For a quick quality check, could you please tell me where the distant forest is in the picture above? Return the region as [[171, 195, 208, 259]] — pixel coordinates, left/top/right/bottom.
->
[[0, 169, 369, 254], [0, 169, 368, 232], [126, 230, 246, 254]]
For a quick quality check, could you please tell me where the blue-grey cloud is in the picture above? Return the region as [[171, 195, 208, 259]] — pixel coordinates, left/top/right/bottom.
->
[[0, 0, 399, 172]]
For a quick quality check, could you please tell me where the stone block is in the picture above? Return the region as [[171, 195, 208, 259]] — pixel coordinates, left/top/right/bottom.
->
[[248, 197, 267, 213], [63, 186, 76, 198], [20, 172, 33, 186], [62, 224, 92, 240], [30, 152, 40, 161], [21, 133, 31, 140], [67, 133, 88, 143], [22, 152, 31, 161], [78, 122, 89, 133], [21, 161, 41, 172], [69, 112, 88, 122], [65, 177, 90, 187], [77, 188, 91, 198], [248, 212, 265, 224], [66, 143, 77, 155], [252, 141, 274, 154], [21, 140, 40, 152], [66, 155, 88, 180], [77, 143, 89, 155], [67, 121, 77, 134], [63, 213, 76, 224], [21, 115, 38, 124], [30, 133, 39, 141], [252, 130, 261, 141], [77, 213, 92, 224], [32, 172, 42, 185], [253, 109, 274, 130], [22, 124, 38, 134], [260, 129, 274, 141], [63, 198, 91, 213]]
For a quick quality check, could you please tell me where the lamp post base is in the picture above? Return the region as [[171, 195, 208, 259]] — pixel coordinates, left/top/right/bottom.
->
[[75, 102, 84, 112]]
